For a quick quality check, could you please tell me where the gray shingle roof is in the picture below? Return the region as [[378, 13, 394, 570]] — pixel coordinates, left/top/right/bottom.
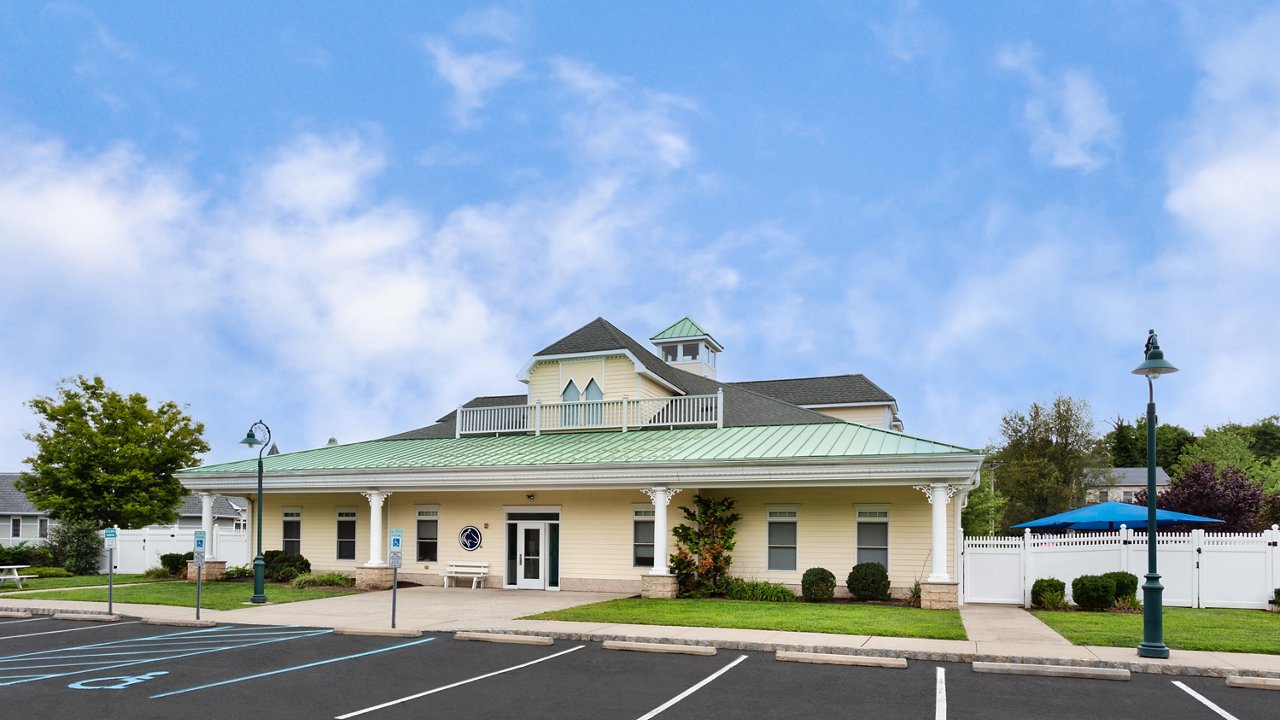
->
[[1103, 467, 1171, 488], [731, 374, 896, 406], [0, 473, 243, 519]]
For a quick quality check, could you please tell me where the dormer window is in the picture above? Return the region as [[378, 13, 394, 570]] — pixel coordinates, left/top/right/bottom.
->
[[662, 345, 678, 362], [683, 343, 699, 360]]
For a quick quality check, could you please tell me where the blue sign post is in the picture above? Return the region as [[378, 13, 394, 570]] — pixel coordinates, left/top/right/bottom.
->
[[104, 528, 117, 615], [193, 531, 206, 620], [388, 529, 403, 629]]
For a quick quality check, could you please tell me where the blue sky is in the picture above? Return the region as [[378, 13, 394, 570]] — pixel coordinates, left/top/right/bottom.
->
[[2, 2, 1278, 467]]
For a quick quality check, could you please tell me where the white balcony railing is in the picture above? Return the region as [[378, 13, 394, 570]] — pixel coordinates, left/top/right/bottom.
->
[[456, 390, 724, 437]]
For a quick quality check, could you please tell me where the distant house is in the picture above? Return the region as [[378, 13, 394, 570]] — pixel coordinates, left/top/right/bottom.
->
[[0, 473, 246, 547], [1090, 467, 1172, 504]]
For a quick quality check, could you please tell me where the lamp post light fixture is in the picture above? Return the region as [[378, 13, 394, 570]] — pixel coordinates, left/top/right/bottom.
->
[[1132, 329, 1177, 659], [239, 420, 272, 604]]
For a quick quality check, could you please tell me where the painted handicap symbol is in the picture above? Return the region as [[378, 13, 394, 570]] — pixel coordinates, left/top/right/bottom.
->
[[69, 671, 169, 690]]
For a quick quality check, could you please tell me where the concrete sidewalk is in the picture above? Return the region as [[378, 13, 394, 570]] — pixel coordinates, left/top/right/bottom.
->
[[2, 591, 1278, 680]]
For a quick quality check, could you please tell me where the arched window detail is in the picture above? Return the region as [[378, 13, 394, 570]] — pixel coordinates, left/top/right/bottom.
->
[[561, 380, 580, 402], [561, 380, 580, 426], [583, 379, 603, 424]]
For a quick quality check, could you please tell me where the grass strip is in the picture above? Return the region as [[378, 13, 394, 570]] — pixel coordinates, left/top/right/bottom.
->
[[524, 597, 967, 640], [1033, 607, 1280, 655], [0, 574, 171, 591], [2, 580, 359, 611]]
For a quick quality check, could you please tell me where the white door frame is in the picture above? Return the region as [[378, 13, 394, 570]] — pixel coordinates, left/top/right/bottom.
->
[[515, 521, 546, 590]]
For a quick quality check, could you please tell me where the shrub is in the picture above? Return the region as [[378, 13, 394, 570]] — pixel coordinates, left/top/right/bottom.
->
[[1274, 587, 1280, 604], [48, 520, 104, 575], [25, 566, 73, 578], [222, 564, 252, 579], [846, 562, 891, 601], [143, 566, 171, 579], [0, 541, 36, 566], [290, 572, 355, 589], [1031, 578, 1066, 608], [670, 495, 741, 597], [1040, 588, 1070, 611], [159, 553, 192, 576], [800, 567, 836, 602], [1112, 594, 1142, 613], [265, 551, 311, 582], [723, 578, 797, 602], [1102, 571, 1139, 602], [906, 579, 922, 608], [1072, 575, 1117, 611]]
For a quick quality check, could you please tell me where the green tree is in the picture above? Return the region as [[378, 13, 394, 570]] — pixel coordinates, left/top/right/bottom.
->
[[18, 375, 210, 529], [992, 396, 1107, 530], [1103, 417, 1196, 469], [961, 464, 1007, 536], [669, 494, 741, 597]]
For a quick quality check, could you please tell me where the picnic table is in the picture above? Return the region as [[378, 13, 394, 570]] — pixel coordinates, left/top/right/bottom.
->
[[0, 565, 35, 589]]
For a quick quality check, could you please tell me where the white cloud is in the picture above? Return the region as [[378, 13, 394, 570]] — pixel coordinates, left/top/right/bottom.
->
[[873, 0, 946, 63], [423, 38, 523, 127], [452, 6, 523, 43], [254, 132, 385, 220], [999, 43, 1121, 172]]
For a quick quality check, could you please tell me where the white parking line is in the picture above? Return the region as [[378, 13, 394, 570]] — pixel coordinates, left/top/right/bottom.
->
[[1173, 681, 1240, 720], [334, 644, 586, 719], [936, 666, 946, 720], [0, 618, 47, 626], [636, 654, 748, 720], [0, 621, 139, 642]]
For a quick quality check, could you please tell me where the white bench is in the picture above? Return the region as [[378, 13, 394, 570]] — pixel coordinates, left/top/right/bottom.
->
[[0, 574, 37, 589], [443, 561, 489, 589]]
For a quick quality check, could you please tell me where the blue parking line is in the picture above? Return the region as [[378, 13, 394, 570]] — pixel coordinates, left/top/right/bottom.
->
[[150, 636, 437, 698]]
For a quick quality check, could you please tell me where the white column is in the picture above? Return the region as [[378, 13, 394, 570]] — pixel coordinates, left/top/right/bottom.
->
[[199, 492, 216, 560], [643, 487, 681, 575], [916, 483, 955, 582], [363, 491, 390, 566]]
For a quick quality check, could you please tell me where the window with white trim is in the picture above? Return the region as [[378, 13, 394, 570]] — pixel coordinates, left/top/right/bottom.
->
[[766, 505, 798, 571], [282, 507, 302, 555], [416, 505, 439, 562], [9, 518, 19, 539], [856, 506, 889, 569], [336, 508, 356, 560], [38, 518, 48, 539], [633, 505, 655, 567], [1122, 490, 1134, 503]]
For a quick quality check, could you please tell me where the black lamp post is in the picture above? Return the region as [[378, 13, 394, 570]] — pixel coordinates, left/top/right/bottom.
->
[[1132, 330, 1177, 658], [239, 420, 271, 604]]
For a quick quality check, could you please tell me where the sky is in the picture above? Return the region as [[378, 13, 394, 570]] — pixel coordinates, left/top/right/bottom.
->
[[2, 2, 1279, 468]]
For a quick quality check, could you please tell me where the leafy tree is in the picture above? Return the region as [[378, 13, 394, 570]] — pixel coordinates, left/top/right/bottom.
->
[[47, 519, 105, 575], [18, 375, 210, 529], [992, 396, 1107, 530], [1135, 462, 1261, 532], [669, 494, 741, 597], [1245, 416, 1280, 462], [1103, 417, 1195, 469], [1170, 426, 1280, 491], [961, 464, 1007, 536]]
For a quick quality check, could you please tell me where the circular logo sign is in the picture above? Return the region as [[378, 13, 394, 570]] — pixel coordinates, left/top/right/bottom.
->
[[458, 525, 483, 551]]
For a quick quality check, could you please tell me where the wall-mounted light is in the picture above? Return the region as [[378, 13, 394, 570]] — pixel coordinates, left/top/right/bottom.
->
[[526, 493, 536, 501]]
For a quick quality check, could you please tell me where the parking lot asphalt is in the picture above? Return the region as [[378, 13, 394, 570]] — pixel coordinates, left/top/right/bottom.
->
[[0, 615, 1273, 720]]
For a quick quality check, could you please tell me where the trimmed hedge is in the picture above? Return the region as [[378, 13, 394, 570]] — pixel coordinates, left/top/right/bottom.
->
[[290, 572, 355, 589], [264, 551, 311, 582], [1102, 571, 1139, 602], [846, 562, 890, 601], [1031, 578, 1066, 608], [159, 552, 194, 576], [1071, 574, 1117, 611], [800, 567, 836, 602], [24, 566, 73, 578]]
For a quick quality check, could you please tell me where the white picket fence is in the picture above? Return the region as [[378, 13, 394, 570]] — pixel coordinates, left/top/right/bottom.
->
[[963, 525, 1280, 609], [99, 526, 250, 574]]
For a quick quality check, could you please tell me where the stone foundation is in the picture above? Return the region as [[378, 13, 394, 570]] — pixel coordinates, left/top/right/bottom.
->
[[640, 574, 678, 599], [561, 576, 642, 594], [355, 566, 395, 591], [186, 560, 226, 582], [920, 580, 959, 610]]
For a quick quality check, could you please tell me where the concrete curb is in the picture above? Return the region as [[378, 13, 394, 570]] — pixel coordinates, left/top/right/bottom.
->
[[604, 641, 717, 656], [141, 618, 217, 627], [334, 627, 422, 638], [462, 628, 1280, 679], [455, 631, 553, 645], [1226, 675, 1280, 691], [973, 661, 1130, 681], [52, 612, 121, 622], [0, 610, 32, 619], [777, 650, 906, 668]]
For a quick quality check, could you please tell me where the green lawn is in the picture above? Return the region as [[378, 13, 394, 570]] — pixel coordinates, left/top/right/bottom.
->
[[1033, 607, 1280, 655], [0, 574, 172, 591], [2, 580, 360, 611], [524, 598, 967, 640]]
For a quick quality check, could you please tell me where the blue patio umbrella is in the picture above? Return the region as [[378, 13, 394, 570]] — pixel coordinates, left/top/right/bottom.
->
[[1011, 502, 1225, 531]]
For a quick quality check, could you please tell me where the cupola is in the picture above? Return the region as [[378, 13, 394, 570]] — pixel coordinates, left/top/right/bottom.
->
[[651, 316, 723, 379]]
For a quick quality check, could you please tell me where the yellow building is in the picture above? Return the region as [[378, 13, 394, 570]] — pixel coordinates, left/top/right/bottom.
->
[[179, 317, 984, 608]]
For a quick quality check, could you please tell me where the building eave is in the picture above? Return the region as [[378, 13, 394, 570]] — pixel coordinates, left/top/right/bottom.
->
[[515, 349, 685, 395]]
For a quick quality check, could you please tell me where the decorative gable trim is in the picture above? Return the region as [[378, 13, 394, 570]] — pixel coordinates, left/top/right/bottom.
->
[[517, 350, 684, 395]]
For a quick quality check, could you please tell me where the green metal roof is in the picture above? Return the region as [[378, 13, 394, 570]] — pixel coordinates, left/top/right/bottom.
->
[[650, 316, 720, 347], [182, 424, 978, 476]]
